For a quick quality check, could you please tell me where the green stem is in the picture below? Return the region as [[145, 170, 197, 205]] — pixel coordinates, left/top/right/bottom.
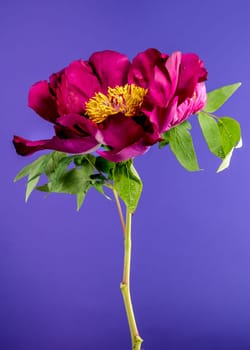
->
[[113, 188, 126, 236], [120, 208, 143, 350]]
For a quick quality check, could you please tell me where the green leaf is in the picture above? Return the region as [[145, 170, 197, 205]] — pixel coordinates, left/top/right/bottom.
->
[[95, 156, 114, 174], [47, 157, 73, 185], [36, 155, 96, 209], [73, 154, 98, 210], [26, 173, 41, 202], [50, 163, 93, 194], [216, 117, 242, 173], [14, 151, 70, 201], [158, 132, 170, 149], [74, 154, 96, 167], [37, 173, 91, 210], [165, 121, 199, 171], [113, 160, 142, 213], [217, 149, 234, 173], [44, 152, 67, 177], [76, 185, 91, 211], [218, 117, 241, 154], [204, 83, 241, 113], [14, 153, 51, 182], [158, 140, 169, 149], [47, 155, 95, 193], [93, 182, 111, 200], [72, 154, 94, 166], [14, 153, 55, 201], [54, 168, 83, 193], [198, 112, 242, 172], [198, 112, 225, 158], [36, 184, 49, 192], [15, 152, 118, 209]]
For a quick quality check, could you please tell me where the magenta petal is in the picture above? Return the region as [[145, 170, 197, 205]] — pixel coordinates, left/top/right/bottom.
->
[[55, 60, 101, 115], [128, 48, 163, 88], [56, 114, 99, 137], [89, 50, 131, 91], [177, 53, 208, 103], [129, 49, 179, 107], [96, 115, 146, 151], [143, 96, 179, 134], [13, 136, 52, 155], [176, 82, 207, 124], [62, 60, 100, 113], [13, 135, 99, 156], [28, 81, 59, 122], [193, 82, 207, 112], [164, 51, 182, 98], [43, 136, 99, 154], [98, 142, 150, 162], [143, 52, 181, 106]]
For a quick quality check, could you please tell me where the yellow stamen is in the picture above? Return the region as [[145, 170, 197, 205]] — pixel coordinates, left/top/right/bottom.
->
[[85, 84, 148, 124]]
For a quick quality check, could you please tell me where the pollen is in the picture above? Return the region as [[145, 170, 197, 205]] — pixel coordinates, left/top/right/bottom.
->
[[85, 84, 148, 124]]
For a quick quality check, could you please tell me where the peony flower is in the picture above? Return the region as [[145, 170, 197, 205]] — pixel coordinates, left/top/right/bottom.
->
[[13, 45, 241, 350], [13, 49, 207, 162]]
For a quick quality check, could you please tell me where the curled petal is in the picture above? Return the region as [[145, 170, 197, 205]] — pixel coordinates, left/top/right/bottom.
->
[[89, 50, 131, 91], [28, 81, 59, 122], [13, 135, 99, 156]]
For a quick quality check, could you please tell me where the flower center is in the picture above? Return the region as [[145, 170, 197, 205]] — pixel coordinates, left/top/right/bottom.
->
[[85, 84, 148, 124]]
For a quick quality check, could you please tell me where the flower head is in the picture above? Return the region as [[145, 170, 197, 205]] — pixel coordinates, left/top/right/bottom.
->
[[13, 49, 207, 162]]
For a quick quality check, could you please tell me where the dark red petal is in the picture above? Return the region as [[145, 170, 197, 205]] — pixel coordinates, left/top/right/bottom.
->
[[89, 50, 131, 91], [13, 135, 99, 156], [28, 81, 59, 122]]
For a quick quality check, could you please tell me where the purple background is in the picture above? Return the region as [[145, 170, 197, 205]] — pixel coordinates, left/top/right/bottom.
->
[[1, 1, 250, 349]]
